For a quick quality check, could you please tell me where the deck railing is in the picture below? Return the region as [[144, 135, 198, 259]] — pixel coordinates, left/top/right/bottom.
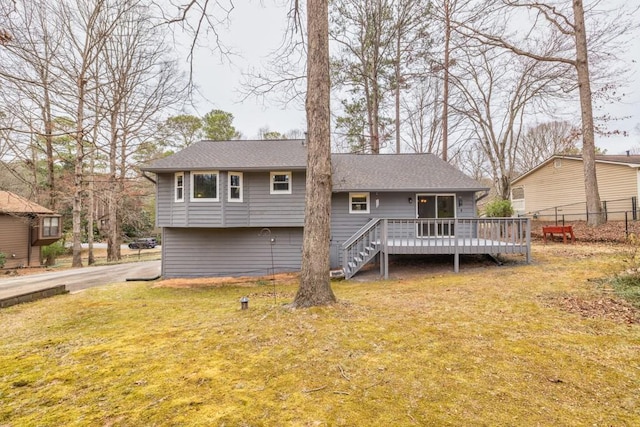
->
[[383, 217, 531, 255], [340, 217, 531, 279]]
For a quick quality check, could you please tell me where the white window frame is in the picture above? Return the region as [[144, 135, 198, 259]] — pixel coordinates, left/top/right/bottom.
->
[[270, 171, 292, 194], [174, 172, 184, 202], [42, 216, 60, 238], [228, 172, 243, 202], [190, 171, 219, 202], [349, 192, 370, 214]]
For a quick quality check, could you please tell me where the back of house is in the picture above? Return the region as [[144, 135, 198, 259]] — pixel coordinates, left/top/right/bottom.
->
[[142, 139, 491, 278]]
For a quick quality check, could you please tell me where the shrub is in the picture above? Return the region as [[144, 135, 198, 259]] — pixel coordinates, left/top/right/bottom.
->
[[42, 242, 66, 266], [484, 199, 514, 218], [0, 252, 5, 268]]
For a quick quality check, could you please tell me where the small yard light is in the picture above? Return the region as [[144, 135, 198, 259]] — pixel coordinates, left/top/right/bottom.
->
[[240, 296, 249, 310]]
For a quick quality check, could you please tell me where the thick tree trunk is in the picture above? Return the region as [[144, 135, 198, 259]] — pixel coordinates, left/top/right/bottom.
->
[[107, 112, 120, 262], [573, 0, 603, 226], [292, 0, 336, 308], [72, 77, 86, 268], [41, 85, 56, 210], [395, 26, 401, 154]]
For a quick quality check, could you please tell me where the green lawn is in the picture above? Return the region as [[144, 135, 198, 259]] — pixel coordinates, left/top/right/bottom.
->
[[1, 244, 639, 426]]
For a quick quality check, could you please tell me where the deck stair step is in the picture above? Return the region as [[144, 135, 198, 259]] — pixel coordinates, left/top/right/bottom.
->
[[341, 218, 384, 280]]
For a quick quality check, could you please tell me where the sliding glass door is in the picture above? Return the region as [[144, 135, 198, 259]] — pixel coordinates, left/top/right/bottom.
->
[[417, 194, 455, 237]]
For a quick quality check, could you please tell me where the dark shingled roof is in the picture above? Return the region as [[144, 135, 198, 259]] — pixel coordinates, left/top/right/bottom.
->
[[142, 140, 487, 192], [141, 139, 307, 172], [332, 153, 487, 192]]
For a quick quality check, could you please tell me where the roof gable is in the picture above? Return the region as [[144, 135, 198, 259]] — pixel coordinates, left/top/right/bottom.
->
[[0, 191, 53, 214]]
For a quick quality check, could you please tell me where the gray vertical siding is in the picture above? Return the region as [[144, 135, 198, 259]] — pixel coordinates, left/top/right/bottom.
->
[[155, 171, 305, 228], [162, 227, 303, 278]]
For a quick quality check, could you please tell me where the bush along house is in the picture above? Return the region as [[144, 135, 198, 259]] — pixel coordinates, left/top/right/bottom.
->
[[141, 139, 531, 279], [0, 191, 62, 269]]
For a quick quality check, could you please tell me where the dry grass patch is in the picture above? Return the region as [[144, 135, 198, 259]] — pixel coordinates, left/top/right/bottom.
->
[[155, 272, 299, 289], [1, 243, 640, 426]]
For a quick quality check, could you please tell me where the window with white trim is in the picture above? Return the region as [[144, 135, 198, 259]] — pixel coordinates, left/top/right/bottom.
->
[[42, 216, 60, 237], [270, 171, 292, 194], [191, 171, 219, 201], [228, 172, 243, 202], [349, 192, 370, 213], [175, 172, 184, 202]]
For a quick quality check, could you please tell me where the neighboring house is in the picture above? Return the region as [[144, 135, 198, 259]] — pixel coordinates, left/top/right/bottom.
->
[[142, 139, 531, 279], [510, 154, 640, 221], [0, 191, 62, 268]]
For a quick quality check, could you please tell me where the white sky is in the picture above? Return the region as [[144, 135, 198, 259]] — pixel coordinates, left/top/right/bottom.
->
[[182, 0, 640, 153], [186, 1, 306, 139]]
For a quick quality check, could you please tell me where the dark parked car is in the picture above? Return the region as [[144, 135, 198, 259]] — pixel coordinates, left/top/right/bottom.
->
[[128, 238, 157, 249]]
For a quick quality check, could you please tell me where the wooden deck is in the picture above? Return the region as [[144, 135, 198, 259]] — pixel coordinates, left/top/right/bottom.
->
[[342, 218, 531, 279]]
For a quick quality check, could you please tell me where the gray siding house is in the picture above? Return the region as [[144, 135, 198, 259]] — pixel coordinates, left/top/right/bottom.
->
[[142, 139, 530, 279]]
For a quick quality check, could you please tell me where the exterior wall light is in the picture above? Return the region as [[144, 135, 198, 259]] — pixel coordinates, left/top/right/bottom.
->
[[408, 197, 413, 204]]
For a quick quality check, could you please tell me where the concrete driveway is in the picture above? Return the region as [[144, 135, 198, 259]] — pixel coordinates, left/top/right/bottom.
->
[[0, 260, 161, 300]]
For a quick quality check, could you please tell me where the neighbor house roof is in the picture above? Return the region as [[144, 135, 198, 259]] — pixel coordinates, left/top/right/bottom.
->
[[512, 154, 640, 184], [332, 153, 487, 192], [141, 139, 308, 172], [0, 191, 53, 214]]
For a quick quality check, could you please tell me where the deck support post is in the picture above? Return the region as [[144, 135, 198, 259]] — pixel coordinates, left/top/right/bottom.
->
[[454, 218, 459, 273], [525, 218, 531, 264], [382, 219, 389, 279]]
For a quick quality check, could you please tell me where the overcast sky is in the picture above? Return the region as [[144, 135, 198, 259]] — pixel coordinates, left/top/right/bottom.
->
[[181, 0, 639, 154]]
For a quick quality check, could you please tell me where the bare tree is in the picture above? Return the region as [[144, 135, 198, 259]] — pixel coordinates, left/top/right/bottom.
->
[[0, 0, 65, 209], [449, 43, 568, 199], [292, 0, 336, 307], [515, 120, 577, 174], [98, 4, 187, 261], [402, 80, 442, 154], [456, 0, 639, 224]]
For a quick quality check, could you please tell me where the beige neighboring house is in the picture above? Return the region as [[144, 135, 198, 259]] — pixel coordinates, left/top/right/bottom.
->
[[510, 154, 640, 222], [0, 191, 62, 268]]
